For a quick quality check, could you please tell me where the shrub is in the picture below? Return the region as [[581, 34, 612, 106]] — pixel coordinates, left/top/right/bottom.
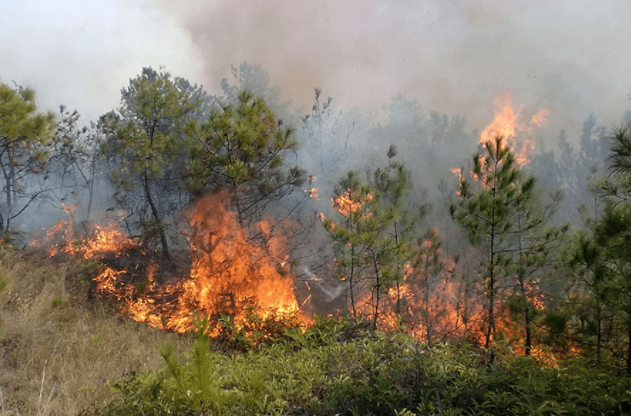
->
[[94, 317, 631, 416]]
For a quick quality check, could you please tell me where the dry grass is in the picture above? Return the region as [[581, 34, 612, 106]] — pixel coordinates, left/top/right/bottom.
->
[[0, 250, 193, 416]]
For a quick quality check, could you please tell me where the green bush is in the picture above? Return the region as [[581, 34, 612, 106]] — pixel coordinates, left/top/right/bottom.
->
[[90, 317, 631, 416]]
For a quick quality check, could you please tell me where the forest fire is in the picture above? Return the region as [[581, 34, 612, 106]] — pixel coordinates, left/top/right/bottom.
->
[[478, 94, 549, 167], [39, 192, 308, 336], [31, 205, 137, 260], [32, 92, 555, 353], [331, 189, 372, 217]]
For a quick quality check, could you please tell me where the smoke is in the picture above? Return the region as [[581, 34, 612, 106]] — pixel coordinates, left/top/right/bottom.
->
[[2, 0, 631, 242], [2, 0, 630, 140], [0, 0, 204, 124], [156, 0, 631, 140]]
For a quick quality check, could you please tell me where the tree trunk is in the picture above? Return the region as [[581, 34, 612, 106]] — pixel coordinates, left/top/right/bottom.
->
[[424, 247, 432, 344], [627, 303, 631, 376], [5, 172, 11, 232], [485, 217, 496, 349], [597, 301, 602, 361], [517, 214, 532, 356], [371, 250, 381, 331], [524, 307, 532, 356], [349, 243, 357, 317], [143, 172, 170, 261], [486, 268, 495, 349], [485, 148, 499, 350]]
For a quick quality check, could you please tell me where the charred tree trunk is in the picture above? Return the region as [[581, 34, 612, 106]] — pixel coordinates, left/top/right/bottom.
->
[[371, 249, 381, 331], [597, 301, 602, 361], [516, 213, 532, 356], [627, 303, 631, 376], [4, 175, 10, 232], [393, 222, 402, 317], [143, 171, 170, 261], [485, 147, 500, 351], [485, 204, 497, 349], [349, 242, 357, 317], [424, 245, 432, 344]]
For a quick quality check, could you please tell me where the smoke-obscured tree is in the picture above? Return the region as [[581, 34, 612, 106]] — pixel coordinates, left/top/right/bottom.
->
[[217, 62, 292, 123], [405, 227, 455, 344], [300, 89, 354, 187], [48, 106, 108, 227], [554, 116, 609, 224], [427, 111, 476, 183], [188, 91, 304, 228], [568, 125, 631, 374], [371, 145, 428, 316], [0, 82, 56, 232], [101, 68, 203, 260], [451, 136, 562, 351], [372, 95, 428, 176], [323, 148, 421, 329], [528, 145, 563, 200]]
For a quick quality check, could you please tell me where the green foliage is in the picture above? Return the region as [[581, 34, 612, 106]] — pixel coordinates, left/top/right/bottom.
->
[[51, 296, 64, 308], [566, 125, 631, 374], [451, 136, 564, 350], [189, 90, 304, 225], [213, 303, 305, 352], [324, 148, 426, 328], [93, 318, 631, 416], [0, 272, 8, 294], [0, 82, 56, 230], [101, 67, 203, 258]]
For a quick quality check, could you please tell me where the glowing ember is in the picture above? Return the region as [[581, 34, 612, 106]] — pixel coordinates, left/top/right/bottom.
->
[[304, 188, 319, 199], [93, 267, 134, 301], [76, 224, 137, 259]]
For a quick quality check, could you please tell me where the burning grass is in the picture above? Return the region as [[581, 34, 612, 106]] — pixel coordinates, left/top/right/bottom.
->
[[30, 192, 310, 341]]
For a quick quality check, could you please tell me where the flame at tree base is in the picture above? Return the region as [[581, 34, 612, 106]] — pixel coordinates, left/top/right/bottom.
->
[[91, 192, 309, 335]]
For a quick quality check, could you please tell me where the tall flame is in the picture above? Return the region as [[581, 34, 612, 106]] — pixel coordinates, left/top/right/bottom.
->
[[479, 94, 549, 167], [91, 192, 304, 334]]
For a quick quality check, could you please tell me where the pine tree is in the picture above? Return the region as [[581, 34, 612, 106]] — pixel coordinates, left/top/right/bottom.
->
[[569, 125, 631, 374], [101, 67, 203, 260], [371, 145, 428, 316], [188, 91, 304, 227], [0, 82, 56, 232], [323, 147, 424, 329], [451, 136, 560, 350]]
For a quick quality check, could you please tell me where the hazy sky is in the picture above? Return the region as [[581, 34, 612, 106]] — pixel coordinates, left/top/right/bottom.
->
[[2, 0, 630, 141]]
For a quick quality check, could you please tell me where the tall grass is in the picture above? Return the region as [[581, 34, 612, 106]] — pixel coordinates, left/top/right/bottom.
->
[[0, 251, 192, 415]]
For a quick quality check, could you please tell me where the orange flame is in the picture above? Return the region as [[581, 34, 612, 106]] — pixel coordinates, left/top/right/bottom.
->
[[479, 94, 549, 167], [39, 193, 308, 336], [85, 193, 306, 334], [331, 189, 372, 218], [34, 207, 137, 260]]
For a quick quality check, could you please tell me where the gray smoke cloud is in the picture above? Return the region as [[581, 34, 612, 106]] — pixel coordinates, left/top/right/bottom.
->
[[0, 0, 204, 123], [1, 0, 630, 141], [157, 0, 631, 140]]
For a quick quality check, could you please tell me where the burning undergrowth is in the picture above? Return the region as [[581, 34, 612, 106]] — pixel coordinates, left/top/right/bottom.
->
[[31, 192, 309, 337]]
